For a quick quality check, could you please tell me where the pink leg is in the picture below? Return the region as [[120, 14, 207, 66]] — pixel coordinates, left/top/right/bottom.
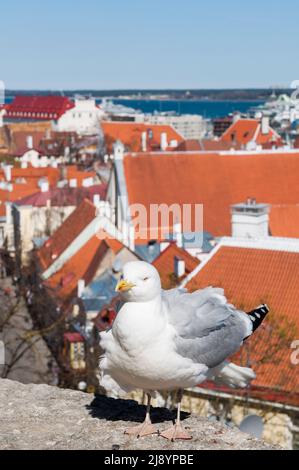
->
[[125, 393, 157, 438], [160, 390, 192, 441]]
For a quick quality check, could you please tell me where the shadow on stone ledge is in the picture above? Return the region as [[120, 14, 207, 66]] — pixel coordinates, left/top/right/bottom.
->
[[86, 394, 189, 424]]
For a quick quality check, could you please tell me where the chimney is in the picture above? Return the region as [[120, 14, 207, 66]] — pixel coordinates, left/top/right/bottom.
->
[[77, 279, 85, 298], [173, 221, 183, 248], [0, 109, 5, 128], [141, 131, 147, 152], [93, 194, 101, 207], [233, 113, 241, 123], [231, 199, 270, 238], [129, 224, 135, 252], [39, 178, 49, 193], [261, 116, 270, 135], [113, 140, 125, 160], [69, 178, 77, 188], [3, 165, 12, 182], [174, 256, 185, 278], [26, 135, 33, 149], [160, 132, 168, 151]]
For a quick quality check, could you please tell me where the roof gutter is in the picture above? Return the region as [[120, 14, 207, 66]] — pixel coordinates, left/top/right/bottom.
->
[[187, 386, 299, 413]]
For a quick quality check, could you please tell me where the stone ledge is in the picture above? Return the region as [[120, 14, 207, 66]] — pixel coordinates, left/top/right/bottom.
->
[[0, 379, 279, 450]]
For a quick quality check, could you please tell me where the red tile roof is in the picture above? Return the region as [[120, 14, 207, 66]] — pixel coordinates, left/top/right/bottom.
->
[[101, 121, 184, 153], [15, 184, 107, 207], [45, 233, 126, 303], [220, 118, 281, 148], [186, 245, 299, 403], [176, 139, 241, 152], [64, 332, 84, 343], [0, 166, 60, 186], [269, 205, 299, 238], [37, 199, 97, 271], [0, 183, 40, 210], [10, 131, 45, 156], [152, 242, 199, 288], [176, 140, 202, 151], [0, 167, 61, 213], [5, 95, 74, 120], [123, 152, 299, 237], [45, 235, 108, 302], [65, 165, 97, 186]]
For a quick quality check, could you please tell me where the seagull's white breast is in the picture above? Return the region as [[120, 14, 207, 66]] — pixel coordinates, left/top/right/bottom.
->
[[101, 297, 208, 391]]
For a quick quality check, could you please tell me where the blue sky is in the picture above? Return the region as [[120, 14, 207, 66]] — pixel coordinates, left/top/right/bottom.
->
[[1, 0, 298, 89]]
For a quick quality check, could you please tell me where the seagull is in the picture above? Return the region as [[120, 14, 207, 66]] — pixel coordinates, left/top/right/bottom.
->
[[99, 260, 269, 441]]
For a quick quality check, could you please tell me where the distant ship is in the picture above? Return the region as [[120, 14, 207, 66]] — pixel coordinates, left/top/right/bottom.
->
[[99, 98, 142, 117], [253, 92, 299, 127]]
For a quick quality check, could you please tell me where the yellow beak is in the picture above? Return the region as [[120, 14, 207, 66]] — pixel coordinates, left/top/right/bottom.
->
[[115, 279, 136, 292]]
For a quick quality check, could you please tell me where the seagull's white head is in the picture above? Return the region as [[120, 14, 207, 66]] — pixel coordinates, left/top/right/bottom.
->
[[115, 260, 161, 302]]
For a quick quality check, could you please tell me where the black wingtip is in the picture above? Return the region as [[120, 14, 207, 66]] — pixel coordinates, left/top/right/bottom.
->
[[247, 304, 270, 334]]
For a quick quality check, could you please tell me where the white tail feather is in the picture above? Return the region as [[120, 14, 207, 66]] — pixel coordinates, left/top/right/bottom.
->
[[212, 361, 256, 388]]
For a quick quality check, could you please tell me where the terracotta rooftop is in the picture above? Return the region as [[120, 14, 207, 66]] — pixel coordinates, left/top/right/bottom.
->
[[65, 165, 98, 186], [63, 332, 84, 343], [101, 121, 184, 153], [269, 205, 299, 238], [176, 139, 241, 152], [123, 151, 299, 237], [0, 166, 62, 213], [0, 183, 39, 212], [15, 184, 107, 207], [0, 166, 60, 186], [10, 131, 45, 156], [185, 244, 299, 403], [37, 198, 97, 271], [45, 235, 108, 302], [152, 242, 199, 288], [220, 118, 281, 148], [45, 233, 126, 304]]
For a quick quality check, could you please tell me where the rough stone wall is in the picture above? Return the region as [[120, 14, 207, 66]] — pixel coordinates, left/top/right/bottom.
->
[[0, 379, 279, 450], [128, 388, 293, 449]]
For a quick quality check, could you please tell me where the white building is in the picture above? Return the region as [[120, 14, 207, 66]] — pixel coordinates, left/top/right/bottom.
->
[[145, 113, 207, 140], [53, 97, 105, 135]]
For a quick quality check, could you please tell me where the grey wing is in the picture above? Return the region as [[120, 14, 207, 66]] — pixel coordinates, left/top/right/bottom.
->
[[162, 287, 252, 368]]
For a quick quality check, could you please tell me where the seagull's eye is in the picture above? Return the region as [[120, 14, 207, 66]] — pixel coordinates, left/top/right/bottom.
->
[[143, 277, 149, 281]]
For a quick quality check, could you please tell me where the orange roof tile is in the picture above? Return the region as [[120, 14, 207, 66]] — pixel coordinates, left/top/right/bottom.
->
[[0, 182, 41, 208], [45, 235, 108, 301], [0, 166, 60, 186], [37, 199, 96, 270], [101, 121, 184, 153], [66, 165, 97, 186], [270, 205, 299, 238], [123, 152, 299, 237], [96, 229, 124, 254], [186, 245, 299, 402], [153, 243, 199, 288], [220, 118, 281, 147], [10, 131, 46, 156], [176, 139, 241, 152]]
